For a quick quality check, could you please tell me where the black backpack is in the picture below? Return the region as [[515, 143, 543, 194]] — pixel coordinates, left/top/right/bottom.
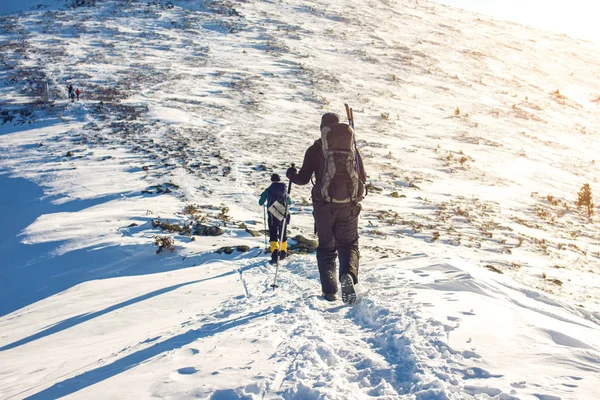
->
[[267, 182, 287, 219], [313, 122, 364, 204]]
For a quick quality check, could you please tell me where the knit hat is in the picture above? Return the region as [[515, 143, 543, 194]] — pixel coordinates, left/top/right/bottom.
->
[[271, 173, 281, 182], [320, 112, 341, 129]]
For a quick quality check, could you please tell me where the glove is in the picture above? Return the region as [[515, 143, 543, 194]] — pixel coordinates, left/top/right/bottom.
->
[[286, 166, 298, 179]]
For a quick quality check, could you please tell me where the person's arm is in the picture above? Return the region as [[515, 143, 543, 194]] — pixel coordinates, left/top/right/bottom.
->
[[258, 188, 268, 206], [289, 143, 319, 186]]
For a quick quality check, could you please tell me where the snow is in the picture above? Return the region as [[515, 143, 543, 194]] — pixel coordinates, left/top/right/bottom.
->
[[1, 0, 600, 399], [431, 0, 600, 43]]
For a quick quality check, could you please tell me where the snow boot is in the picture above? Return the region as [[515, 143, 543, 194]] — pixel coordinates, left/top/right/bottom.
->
[[322, 292, 337, 301], [269, 250, 279, 265], [340, 273, 357, 304]]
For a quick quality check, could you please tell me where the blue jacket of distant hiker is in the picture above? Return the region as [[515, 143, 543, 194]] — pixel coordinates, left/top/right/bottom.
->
[[258, 175, 292, 254]]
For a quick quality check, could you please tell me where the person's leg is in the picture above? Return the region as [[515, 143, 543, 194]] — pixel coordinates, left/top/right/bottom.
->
[[314, 205, 337, 295], [335, 204, 360, 284], [268, 215, 280, 255]]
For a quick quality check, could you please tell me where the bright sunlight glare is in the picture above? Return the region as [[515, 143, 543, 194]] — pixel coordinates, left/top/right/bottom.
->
[[432, 0, 600, 43]]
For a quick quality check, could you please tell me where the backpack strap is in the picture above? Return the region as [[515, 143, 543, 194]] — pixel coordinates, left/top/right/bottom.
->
[[319, 126, 332, 202]]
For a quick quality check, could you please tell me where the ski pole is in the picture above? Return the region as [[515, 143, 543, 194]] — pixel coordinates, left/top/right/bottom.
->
[[271, 163, 294, 290], [263, 204, 268, 253], [344, 103, 361, 178]]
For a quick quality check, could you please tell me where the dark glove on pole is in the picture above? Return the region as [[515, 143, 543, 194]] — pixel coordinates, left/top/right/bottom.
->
[[286, 163, 296, 185], [286, 164, 298, 180]]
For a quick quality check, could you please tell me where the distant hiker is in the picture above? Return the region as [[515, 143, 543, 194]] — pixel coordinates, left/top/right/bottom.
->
[[259, 173, 292, 264], [70, 90, 76, 102], [286, 112, 366, 303], [67, 84, 74, 98], [75, 88, 81, 101]]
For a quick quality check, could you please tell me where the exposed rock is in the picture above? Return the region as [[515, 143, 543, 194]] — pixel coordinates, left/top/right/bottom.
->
[[193, 224, 224, 236], [245, 228, 261, 237], [289, 234, 318, 253], [215, 246, 234, 254]]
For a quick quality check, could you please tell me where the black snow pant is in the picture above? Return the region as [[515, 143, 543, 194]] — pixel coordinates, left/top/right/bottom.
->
[[268, 214, 289, 253], [313, 202, 361, 295]]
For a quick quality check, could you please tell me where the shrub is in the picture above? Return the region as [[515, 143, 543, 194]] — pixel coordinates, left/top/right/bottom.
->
[[154, 236, 175, 254], [552, 89, 565, 99], [546, 195, 560, 206], [217, 204, 232, 225], [484, 264, 503, 274], [365, 182, 382, 193], [576, 183, 594, 217], [183, 204, 201, 215]]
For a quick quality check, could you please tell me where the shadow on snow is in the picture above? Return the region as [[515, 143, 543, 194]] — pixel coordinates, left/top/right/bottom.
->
[[0, 175, 251, 317], [23, 308, 279, 400], [0, 271, 237, 351]]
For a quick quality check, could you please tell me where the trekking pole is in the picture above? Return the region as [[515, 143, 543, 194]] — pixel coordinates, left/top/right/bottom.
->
[[271, 163, 294, 290], [263, 204, 268, 253], [344, 103, 361, 178]]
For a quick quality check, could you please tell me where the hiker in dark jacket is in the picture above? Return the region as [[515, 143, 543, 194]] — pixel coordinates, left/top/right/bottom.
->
[[286, 112, 366, 303], [259, 174, 293, 264]]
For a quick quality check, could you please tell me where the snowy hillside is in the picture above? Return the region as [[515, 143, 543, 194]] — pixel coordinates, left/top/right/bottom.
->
[[1, 0, 600, 399]]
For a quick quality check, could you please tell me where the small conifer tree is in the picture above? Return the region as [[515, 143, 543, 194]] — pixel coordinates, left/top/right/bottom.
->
[[576, 183, 594, 217]]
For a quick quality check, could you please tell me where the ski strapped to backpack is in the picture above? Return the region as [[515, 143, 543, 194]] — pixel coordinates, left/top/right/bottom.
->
[[344, 103, 362, 179], [313, 105, 365, 204], [345, 103, 367, 198]]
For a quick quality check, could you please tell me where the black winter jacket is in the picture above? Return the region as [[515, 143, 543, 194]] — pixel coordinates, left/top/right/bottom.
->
[[290, 139, 366, 202]]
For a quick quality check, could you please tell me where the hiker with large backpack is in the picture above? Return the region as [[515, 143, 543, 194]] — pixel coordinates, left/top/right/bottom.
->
[[286, 111, 366, 304], [259, 173, 293, 264]]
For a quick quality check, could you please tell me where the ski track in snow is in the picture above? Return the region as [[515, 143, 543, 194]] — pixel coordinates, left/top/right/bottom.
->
[[1, 0, 600, 399]]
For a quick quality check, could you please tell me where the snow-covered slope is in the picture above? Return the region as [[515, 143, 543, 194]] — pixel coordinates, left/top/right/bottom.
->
[[1, 0, 600, 399], [0, 0, 64, 15]]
